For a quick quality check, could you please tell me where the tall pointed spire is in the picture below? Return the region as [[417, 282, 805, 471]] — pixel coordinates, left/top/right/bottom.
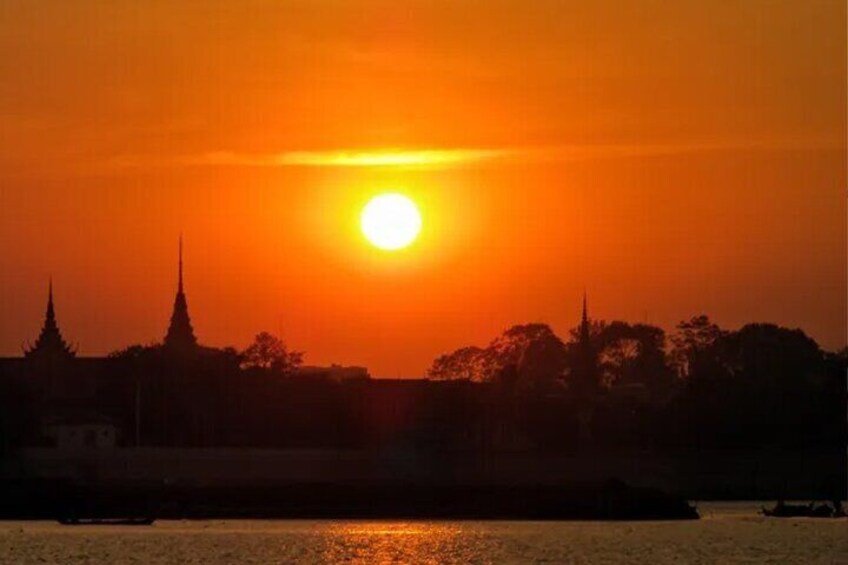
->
[[47, 276, 55, 321], [26, 278, 75, 359], [581, 291, 589, 330], [178, 233, 184, 293], [164, 236, 198, 353], [579, 290, 593, 347], [571, 291, 599, 396]]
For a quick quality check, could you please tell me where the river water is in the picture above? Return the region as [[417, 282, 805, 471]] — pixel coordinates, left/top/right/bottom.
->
[[0, 503, 845, 564]]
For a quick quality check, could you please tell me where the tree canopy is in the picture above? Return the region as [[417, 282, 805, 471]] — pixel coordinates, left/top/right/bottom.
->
[[240, 332, 303, 376]]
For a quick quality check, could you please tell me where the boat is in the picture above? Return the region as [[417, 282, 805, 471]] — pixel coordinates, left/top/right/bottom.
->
[[57, 516, 155, 526], [761, 501, 845, 519]]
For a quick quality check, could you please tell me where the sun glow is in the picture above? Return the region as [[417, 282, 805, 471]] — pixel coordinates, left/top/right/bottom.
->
[[361, 193, 422, 251]]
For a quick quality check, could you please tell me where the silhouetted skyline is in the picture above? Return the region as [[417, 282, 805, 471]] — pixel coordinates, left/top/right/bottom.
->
[[9, 242, 845, 380]]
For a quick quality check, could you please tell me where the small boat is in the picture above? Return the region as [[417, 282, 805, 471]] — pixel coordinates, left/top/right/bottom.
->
[[761, 501, 844, 519], [57, 516, 155, 526]]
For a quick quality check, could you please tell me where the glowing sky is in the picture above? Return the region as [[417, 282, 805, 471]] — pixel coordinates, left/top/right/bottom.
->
[[0, 1, 845, 376]]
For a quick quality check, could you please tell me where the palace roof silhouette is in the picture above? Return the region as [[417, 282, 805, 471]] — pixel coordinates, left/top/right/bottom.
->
[[21, 239, 202, 360]]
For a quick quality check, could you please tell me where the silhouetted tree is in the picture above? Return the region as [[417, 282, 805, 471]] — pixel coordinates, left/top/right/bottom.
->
[[489, 324, 568, 390], [597, 322, 676, 397], [564, 320, 674, 398], [428, 324, 568, 390], [670, 315, 727, 379], [428, 346, 489, 381], [669, 322, 835, 448], [567, 319, 608, 344], [722, 323, 823, 385], [241, 332, 303, 375]]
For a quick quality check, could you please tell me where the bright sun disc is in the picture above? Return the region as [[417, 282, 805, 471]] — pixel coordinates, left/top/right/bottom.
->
[[361, 193, 422, 250]]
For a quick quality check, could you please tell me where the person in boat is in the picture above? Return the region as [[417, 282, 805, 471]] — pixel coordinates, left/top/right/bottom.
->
[[762, 499, 784, 516], [811, 502, 833, 517]]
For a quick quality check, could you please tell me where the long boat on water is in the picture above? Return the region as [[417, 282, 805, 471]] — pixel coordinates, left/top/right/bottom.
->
[[57, 516, 155, 526], [761, 501, 845, 518]]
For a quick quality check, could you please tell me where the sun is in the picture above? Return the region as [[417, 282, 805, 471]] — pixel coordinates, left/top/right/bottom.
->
[[361, 193, 422, 251]]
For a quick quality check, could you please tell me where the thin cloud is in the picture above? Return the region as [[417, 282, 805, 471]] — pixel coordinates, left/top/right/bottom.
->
[[109, 136, 843, 172], [187, 145, 691, 169], [191, 148, 512, 168]]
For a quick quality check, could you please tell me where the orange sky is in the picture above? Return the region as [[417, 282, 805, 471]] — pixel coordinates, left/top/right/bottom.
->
[[0, 1, 845, 377]]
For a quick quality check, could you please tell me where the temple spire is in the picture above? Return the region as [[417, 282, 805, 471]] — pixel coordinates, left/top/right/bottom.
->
[[164, 237, 198, 353], [178, 234, 184, 293], [580, 291, 591, 344], [26, 278, 75, 359], [582, 291, 588, 324], [571, 291, 598, 396], [47, 277, 54, 320]]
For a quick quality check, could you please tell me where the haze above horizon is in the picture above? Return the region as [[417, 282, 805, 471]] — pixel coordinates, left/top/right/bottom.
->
[[0, 1, 845, 377]]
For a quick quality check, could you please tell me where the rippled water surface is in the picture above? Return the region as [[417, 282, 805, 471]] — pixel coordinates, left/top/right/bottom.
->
[[1, 503, 846, 564]]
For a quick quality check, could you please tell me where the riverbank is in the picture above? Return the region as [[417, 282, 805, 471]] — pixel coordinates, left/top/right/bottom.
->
[[0, 479, 698, 521]]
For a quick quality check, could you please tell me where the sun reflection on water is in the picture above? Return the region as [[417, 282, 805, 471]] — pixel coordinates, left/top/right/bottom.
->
[[320, 522, 475, 564]]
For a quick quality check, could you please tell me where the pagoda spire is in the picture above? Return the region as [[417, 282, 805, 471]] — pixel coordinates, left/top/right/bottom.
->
[[47, 277, 54, 320], [164, 236, 198, 353], [580, 291, 589, 340], [178, 233, 184, 293], [25, 278, 75, 359], [571, 291, 599, 396]]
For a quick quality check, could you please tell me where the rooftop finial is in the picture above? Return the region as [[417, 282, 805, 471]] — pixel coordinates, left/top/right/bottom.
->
[[572, 289, 599, 397], [178, 234, 184, 293], [579, 290, 591, 346], [582, 290, 588, 324], [47, 276, 55, 320]]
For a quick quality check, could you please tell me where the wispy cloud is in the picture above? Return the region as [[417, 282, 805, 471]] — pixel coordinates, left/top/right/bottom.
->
[[106, 137, 843, 172], [190, 148, 511, 168]]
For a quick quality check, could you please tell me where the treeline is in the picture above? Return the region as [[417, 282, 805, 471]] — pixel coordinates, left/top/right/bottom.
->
[[427, 315, 847, 449], [0, 318, 844, 455]]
